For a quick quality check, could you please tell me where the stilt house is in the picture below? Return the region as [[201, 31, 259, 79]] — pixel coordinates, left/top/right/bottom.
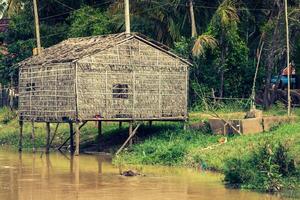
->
[[18, 33, 191, 123], [17, 32, 191, 155]]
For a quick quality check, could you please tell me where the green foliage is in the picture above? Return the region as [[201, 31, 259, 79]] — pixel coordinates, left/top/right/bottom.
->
[[68, 6, 111, 38], [224, 143, 298, 192], [0, 107, 16, 124]]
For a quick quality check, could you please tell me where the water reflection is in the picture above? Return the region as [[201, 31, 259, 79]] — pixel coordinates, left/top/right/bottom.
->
[[0, 150, 285, 200]]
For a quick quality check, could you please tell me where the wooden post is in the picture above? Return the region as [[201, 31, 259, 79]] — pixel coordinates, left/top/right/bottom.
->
[[285, 0, 291, 116], [97, 121, 102, 152], [75, 121, 80, 156], [119, 121, 122, 129], [125, 0, 131, 35], [189, 0, 197, 37], [33, 0, 42, 54], [18, 121, 23, 152], [69, 122, 74, 154], [31, 120, 36, 153], [46, 122, 51, 154], [149, 121, 153, 127], [129, 121, 133, 146], [9, 76, 14, 111]]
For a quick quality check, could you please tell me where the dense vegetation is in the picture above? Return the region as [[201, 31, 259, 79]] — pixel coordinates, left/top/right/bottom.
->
[[1, 0, 300, 109]]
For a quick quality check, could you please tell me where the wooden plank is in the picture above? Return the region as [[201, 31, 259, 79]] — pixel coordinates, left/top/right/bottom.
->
[[75, 121, 80, 156], [116, 123, 141, 155], [46, 122, 51, 154], [97, 121, 102, 152], [18, 121, 23, 152], [69, 122, 74, 153], [129, 121, 133, 146], [31, 120, 36, 153]]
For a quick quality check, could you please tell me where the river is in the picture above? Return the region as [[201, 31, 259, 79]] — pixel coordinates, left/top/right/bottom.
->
[[0, 149, 288, 200]]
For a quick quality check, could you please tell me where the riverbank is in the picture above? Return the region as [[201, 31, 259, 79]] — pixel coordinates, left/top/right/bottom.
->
[[113, 111, 300, 194], [0, 106, 299, 194]]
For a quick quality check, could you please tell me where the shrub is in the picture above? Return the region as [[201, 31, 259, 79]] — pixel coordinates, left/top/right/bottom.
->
[[224, 142, 297, 193], [0, 107, 16, 124]]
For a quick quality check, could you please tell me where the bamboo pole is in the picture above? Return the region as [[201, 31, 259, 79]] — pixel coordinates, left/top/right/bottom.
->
[[69, 122, 74, 154], [129, 121, 133, 146], [189, 0, 197, 37], [125, 0, 130, 35], [97, 121, 102, 152], [45, 122, 51, 154], [33, 0, 41, 54], [75, 122, 80, 156], [116, 124, 141, 155], [18, 121, 23, 152], [285, 0, 291, 116], [251, 42, 264, 109], [31, 120, 36, 153]]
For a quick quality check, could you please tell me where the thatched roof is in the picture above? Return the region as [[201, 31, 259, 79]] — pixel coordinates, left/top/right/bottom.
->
[[19, 32, 191, 66]]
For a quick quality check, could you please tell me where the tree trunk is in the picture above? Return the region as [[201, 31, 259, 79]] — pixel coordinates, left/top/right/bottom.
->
[[189, 0, 197, 37], [219, 70, 224, 98], [219, 32, 225, 98]]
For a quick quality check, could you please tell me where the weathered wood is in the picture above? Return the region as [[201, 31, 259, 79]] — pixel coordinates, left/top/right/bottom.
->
[[129, 121, 133, 146], [75, 121, 80, 156], [31, 120, 36, 153], [116, 123, 141, 155], [45, 122, 51, 154], [49, 123, 60, 148], [57, 121, 87, 151], [69, 122, 74, 154], [97, 121, 102, 152], [18, 121, 23, 152]]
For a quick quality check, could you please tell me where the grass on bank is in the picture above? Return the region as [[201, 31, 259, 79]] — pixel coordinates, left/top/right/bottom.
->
[[0, 105, 299, 193]]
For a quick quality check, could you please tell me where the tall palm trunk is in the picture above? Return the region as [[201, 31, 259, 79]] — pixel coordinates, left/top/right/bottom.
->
[[189, 0, 197, 37], [219, 31, 225, 98]]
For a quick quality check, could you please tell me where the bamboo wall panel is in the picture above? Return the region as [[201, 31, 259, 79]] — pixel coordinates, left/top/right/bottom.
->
[[18, 35, 189, 122], [77, 38, 188, 120], [19, 63, 76, 122]]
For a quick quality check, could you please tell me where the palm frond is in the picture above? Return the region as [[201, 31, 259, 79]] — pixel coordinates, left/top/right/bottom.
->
[[216, 0, 239, 27], [192, 34, 218, 56]]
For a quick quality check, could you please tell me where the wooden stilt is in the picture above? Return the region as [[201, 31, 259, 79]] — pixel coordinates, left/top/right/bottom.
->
[[129, 121, 133, 146], [149, 121, 153, 127], [116, 124, 141, 155], [75, 121, 80, 156], [119, 121, 122, 129], [58, 121, 87, 151], [46, 122, 51, 154], [18, 121, 23, 152], [97, 121, 102, 152], [31, 120, 36, 153], [69, 122, 74, 154]]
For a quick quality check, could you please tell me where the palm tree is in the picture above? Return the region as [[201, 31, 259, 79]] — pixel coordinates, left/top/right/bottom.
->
[[192, 0, 240, 97]]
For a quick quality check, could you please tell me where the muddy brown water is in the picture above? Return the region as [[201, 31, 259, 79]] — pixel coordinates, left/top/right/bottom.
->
[[0, 150, 288, 200]]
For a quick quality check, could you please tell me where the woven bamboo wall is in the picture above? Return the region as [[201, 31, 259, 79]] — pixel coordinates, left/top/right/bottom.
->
[[77, 38, 188, 120], [19, 63, 76, 122]]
